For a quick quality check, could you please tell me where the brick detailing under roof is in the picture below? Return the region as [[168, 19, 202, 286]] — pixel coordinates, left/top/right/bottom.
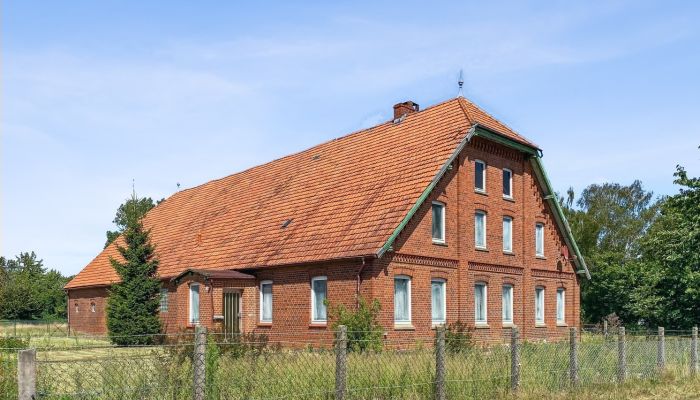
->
[[66, 97, 537, 289]]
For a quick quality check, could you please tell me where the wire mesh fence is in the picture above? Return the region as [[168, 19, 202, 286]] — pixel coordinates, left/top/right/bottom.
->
[[2, 325, 698, 399], [0, 320, 69, 337]]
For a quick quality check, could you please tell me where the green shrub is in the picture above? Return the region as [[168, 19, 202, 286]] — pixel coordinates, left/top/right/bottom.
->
[[328, 297, 383, 352], [0, 336, 29, 352], [443, 321, 473, 353]]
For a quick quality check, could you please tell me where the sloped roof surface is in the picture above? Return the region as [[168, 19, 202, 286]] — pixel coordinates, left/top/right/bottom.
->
[[66, 97, 536, 289]]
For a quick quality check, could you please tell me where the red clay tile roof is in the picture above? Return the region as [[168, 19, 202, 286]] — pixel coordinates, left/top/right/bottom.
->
[[66, 97, 536, 289]]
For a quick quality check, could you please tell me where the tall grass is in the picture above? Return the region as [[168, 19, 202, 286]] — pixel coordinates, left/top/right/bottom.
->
[[1, 331, 697, 399]]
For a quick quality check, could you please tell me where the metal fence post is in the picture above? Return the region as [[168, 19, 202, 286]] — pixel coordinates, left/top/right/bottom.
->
[[511, 327, 520, 392], [17, 348, 36, 400], [435, 327, 446, 400], [335, 325, 348, 400], [692, 326, 698, 376], [657, 327, 665, 371], [617, 327, 626, 383], [569, 327, 579, 386], [193, 326, 207, 400]]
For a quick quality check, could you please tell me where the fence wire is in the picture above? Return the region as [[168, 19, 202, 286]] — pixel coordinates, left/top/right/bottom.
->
[[1, 327, 698, 399]]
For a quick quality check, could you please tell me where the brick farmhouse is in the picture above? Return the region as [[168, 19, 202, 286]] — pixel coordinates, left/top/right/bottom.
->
[[65, 97, 589, 342]]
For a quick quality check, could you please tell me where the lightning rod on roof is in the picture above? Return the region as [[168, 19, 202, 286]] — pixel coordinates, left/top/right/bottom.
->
[[458, 69, 464, 97]]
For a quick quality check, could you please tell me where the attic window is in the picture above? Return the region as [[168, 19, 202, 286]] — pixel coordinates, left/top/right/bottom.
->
[[281, 219, 292, 228], [312, 154, 321, 160]]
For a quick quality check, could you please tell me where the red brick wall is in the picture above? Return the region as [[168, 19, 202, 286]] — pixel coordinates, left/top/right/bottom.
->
[[376, 137, 581, 342], [67, 287, 109, 335], [250, 259, 365, 344]]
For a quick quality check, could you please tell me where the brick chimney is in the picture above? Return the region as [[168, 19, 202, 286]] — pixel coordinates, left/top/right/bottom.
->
[[393, 101, 420, 120]]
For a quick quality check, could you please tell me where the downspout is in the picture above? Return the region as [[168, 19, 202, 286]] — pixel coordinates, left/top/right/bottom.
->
[[356, 257, 366, 309], [209, 278, 214, 329]]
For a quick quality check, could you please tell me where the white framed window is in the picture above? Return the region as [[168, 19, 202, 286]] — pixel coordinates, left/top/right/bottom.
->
[[311, 276, 327, 323], [475, 160, 486, 192], [535, 223, 545, 257], [431, 202, 446, 243], [557, 288, 566, 324], [431, 279, 446, 325], [503, 216, 513, 253], [75, 302, 79, 313], [474, 283, 488, 324], [160, 288, 169, 312], [535, 287, 545, 324], [503, 169, 513, 198], [260, 280, 273, 323], [475, 211, 487, 249], [394, 275, 412, 324], [189, 283, 200, 324], [90, 302, 96, 313], [502, 285, 513, 323]]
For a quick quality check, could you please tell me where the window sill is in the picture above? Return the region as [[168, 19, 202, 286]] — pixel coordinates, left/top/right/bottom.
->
[[431, 323, 446, 330], [556, 322, 568, 327], [475, 247, 489, 252], [503, 251, 515, 256], [394, 323, 415, 331], [432, 240, 448, 246], [475, 323, 490, 329], [309, 322, 327, 329], [475, 189, 488, 196], [503, 195, 515, 202], [502, 322, 514, 328], [257, 322, 273, 328], [535, 323, 547, 328], [535, 255, 547, 260]]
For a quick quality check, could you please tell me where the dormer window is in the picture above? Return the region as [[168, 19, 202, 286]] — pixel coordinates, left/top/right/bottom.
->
[[475, 160, 486, 192]]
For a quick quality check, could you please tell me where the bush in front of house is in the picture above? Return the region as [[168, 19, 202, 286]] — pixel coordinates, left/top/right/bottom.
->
[[443, 321, 474, 353], [329, 297, 383, 352]]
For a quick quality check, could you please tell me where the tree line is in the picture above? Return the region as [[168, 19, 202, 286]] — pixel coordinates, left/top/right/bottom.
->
[[564, 163, 699, 328], [0, 252, 71, 320]]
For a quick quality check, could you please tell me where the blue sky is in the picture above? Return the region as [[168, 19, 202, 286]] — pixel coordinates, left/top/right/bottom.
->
[[3, 1, 700, 276]]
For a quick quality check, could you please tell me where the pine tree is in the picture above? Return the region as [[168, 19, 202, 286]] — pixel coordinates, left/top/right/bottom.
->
[[107, 192, 162, 345]]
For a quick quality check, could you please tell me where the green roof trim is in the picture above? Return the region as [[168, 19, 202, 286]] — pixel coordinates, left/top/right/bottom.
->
[[377, 123, 590, 280], [530, 157, 591, 279]]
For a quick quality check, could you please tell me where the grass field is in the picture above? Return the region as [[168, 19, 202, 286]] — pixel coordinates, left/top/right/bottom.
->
[[2, 331, 698, 399]]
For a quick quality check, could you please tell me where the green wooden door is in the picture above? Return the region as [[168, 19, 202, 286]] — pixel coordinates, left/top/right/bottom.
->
[[223, 292, 241, 336]]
